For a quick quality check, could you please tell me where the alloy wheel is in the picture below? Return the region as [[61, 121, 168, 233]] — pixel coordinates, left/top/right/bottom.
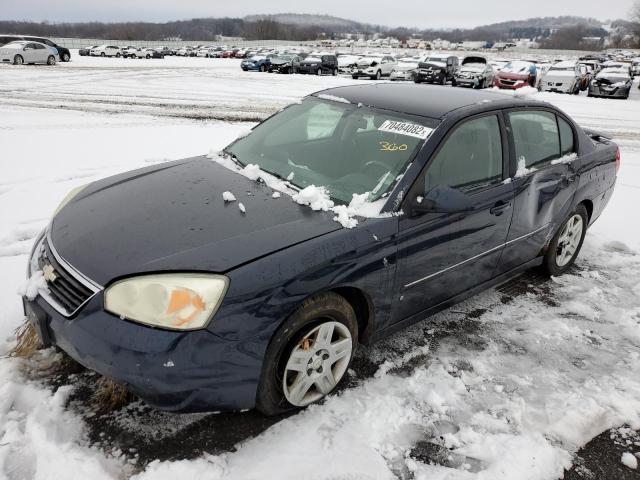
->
[[282, 320, 352, 407], [555, 214, 583, 267]]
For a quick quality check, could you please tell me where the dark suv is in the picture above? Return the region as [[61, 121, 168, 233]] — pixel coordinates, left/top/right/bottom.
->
[[297, 54, 338, 75], [0, 35, 71, 62], [415, 54, 459, 85]]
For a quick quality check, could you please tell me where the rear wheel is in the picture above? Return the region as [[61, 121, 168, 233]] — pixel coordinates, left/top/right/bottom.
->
[[46, 55, 56, 65], [259, 64, 266, 72], [256, 292, 358, 416], [352, 74, 359, 79], [101, 52, 106, 57], [13, 55, 23, 65], [116, 52, 121, 58], [542, 205, 588, 276]]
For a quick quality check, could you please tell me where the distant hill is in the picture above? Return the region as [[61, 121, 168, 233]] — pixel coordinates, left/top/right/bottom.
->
[[244, 13, 360, 29]]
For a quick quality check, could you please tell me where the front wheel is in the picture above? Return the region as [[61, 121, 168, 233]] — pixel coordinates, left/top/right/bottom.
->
[[542, 205, 588, 276], [259, 64, 266, 72], [256, 292, 357, 416], [61, 52, 70, 62], [101, 52, 106, 57], [13, 55, 23, 65], [46, 55, 56, 65], [316, 68, 322, 76], [332, 68, 337, 76], [373, 69, 381, 80]]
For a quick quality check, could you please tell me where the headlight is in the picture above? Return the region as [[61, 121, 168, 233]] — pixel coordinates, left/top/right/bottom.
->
[[53, 184, 87, 218], [104, 273, 229, 330]]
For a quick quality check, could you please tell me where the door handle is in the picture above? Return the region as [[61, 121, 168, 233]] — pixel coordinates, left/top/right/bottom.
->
[[490, 201, 511, 216]]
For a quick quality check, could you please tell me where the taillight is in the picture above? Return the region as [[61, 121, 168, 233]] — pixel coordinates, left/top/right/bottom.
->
[[615, 147, 621, 174]]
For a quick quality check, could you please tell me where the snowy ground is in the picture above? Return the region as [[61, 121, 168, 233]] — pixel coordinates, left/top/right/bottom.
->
[[0, 54, 639, 480]]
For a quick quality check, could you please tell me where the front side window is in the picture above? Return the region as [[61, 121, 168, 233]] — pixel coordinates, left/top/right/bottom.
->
[[424, 115, 503, 194], [227, 98, 437, 204], [508, 111, 560, 168]]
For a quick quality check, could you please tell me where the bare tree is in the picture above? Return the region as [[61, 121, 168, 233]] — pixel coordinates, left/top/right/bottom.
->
[[632, 1, 640, 47]]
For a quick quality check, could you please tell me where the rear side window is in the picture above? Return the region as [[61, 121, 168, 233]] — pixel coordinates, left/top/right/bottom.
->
[[508, 111, 560, 168], [425, 115, 503, 193], [558, 117, 575, 156]]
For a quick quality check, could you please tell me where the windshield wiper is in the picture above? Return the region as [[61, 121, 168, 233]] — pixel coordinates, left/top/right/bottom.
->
[[222, 149, 245, 168]]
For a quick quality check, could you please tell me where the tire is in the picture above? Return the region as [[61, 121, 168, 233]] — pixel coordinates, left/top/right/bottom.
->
[[439, 75, 445, 85], [316, 68, 322, 76], [478, 79, 485, 89], [61, 52, 70, 62], [46, 55, 56, 65], [374, 70, 381, 80], [259, 64, 266, 72], [13, 55, 23, 65], [352, 74, 358, 79], [116, 52, 121, 58], [146, 54, 150, 59], [332, 68, 337, 76], [451, 78, 457, 87], [414, 78, 422, 84], [542, 204, 588, 276], [101, 52, 106, 57], [256, 292, 358, 416]]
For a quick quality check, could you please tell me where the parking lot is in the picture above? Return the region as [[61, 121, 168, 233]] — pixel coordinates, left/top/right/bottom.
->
[[1, 51, 640, 479]]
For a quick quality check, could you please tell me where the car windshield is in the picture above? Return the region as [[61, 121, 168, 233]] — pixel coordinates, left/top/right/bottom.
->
[[226, 98, 437, 205], [425, 56, 447, 63], [502, 61, 532, 73], [273, 55, 295, 61], [550, 65, 575, 71]]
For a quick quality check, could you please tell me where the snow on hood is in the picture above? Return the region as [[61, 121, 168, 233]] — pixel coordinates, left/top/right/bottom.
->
[[422, 61, 446, 68], [207, 151, 389, 229], [544, 70, 576, 78]]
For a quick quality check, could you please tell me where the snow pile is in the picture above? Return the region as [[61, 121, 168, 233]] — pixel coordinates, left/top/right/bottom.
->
[[272, 192, 281, 199], [17, 270, 48, 301], [241, 164, 261, 181], [292, 185, 334, 211], [622, 452, 638, 469], [0, 353, 126, 479], [515, 156, 537, 177], [238, 203, 246, 214], [222, 191, 236, 202]]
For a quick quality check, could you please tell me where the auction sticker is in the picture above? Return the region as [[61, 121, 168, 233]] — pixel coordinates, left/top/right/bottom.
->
[[378, 120, 432, 139]]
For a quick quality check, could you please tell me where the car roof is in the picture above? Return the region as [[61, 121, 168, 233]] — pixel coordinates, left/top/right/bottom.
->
[[313, 83, 548, 120]]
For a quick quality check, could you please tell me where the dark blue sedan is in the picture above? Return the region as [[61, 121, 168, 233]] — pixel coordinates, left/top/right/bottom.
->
[[241, 55, 271, 72], [23, 84, 618, 415]]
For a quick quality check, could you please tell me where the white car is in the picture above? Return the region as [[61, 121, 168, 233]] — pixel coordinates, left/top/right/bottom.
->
[[337, 54, 361, 73], [176, 47, 193, 57], [539, 61, 590, 94], [352, 55, 397, 80], [90, 45, 122, 57], [0, 40, 58, 65], [390, 56, 424, 81]]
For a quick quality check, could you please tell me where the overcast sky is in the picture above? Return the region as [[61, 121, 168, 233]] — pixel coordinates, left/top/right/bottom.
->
[[2, 0, 635, 28]]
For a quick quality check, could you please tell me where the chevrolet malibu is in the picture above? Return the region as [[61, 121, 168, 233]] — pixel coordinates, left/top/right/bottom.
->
[[23, 84, 618, 415]]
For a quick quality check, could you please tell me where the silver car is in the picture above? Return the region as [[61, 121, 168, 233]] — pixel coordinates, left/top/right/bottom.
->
[[0, 40, 58, 65]]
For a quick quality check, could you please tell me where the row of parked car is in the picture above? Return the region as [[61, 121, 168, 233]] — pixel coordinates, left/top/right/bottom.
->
[[235, 48, 638, 100], [0, 34, 71, 65]]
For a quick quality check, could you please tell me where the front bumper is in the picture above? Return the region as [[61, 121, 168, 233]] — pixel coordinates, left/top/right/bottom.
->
[[539, 81, 574, 93], [588, 85, 630, 98], [23, 292, 261, 412], [454, 76, 480, 87], [416, 70, 443, 82], [494, 78, 528, 89]]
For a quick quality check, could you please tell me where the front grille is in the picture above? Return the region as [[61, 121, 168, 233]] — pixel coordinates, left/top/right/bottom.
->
[[37, 239, 95, 315]]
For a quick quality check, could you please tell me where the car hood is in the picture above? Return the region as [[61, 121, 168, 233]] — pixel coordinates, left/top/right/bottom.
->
[[544, 71, 575, 80], [50, 157, 341, 285], [497, 71, 529, 80]]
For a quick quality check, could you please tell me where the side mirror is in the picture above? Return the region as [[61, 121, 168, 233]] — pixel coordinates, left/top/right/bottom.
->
[[410, 185, 474, 217]]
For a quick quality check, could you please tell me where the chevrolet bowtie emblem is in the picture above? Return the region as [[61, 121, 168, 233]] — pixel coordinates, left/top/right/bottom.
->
[[42, 264, 57, 283]]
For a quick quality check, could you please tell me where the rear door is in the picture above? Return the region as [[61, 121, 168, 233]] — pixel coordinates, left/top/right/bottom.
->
[[392, 112, 514, 323], [496, 109, 579, 274]]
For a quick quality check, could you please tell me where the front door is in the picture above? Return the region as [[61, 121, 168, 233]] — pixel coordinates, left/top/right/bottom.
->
[[392, 113, 514, 324]]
